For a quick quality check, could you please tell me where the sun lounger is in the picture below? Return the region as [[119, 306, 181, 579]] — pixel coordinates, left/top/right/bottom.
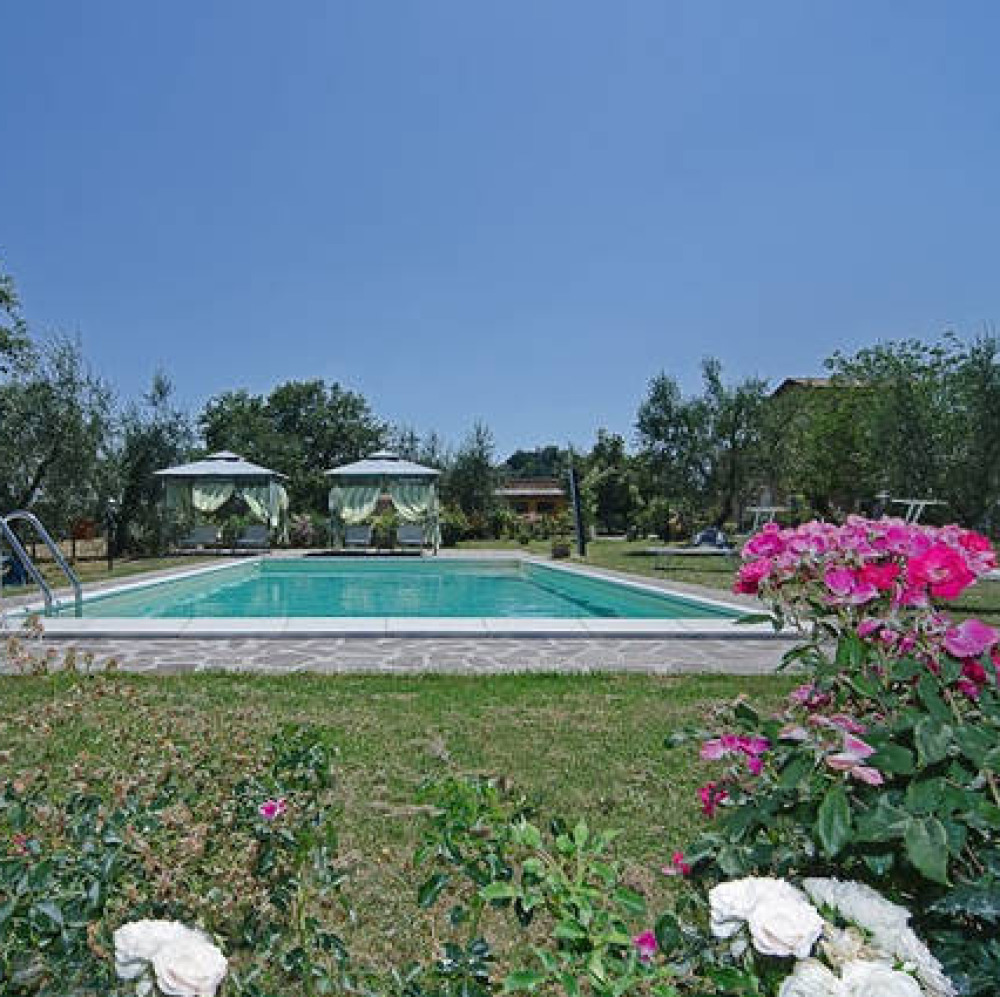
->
[[344, 524, 373, 549], [178, 525, 220, 550], [235, 524, 270, 551], [397, 524, 426, 550]]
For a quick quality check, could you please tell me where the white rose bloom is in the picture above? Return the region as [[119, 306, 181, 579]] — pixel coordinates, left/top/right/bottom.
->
[[841, 960, 923, 997], [114, 920, 193, 980], [803, 878, 909, 935], [802, 879, 955, 997], [821, 925, 869, 967], [778, 959, 846, 997], [708, 877, 808, 939], [113, 920, 226, 996], [748, 897, 825, 959], [152, 935, 228, 997]]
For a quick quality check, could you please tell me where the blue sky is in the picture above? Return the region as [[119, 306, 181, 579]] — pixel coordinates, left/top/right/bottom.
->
[[3, 2, 999, 456]]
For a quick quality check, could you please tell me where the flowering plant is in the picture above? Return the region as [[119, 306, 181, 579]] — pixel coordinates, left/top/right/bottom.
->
[[672, 517, 1000, 993]]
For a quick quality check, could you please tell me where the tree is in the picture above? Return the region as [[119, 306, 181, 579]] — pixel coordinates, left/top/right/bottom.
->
[[699, 359, 769, 526], [502, 446, 570, 479], [111, 373, 195, 554], [582, 430, 638, 534], [0, 259, 30, 374], [199, 380, 386, 512], [441, 422, 497, 529], [0, 336, 113, 534], [635, 361, 768, 529]]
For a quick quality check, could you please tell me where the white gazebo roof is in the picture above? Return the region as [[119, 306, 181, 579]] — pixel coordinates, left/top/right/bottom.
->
[[325, 450, 441, 478], [155, 451, 286, 479]]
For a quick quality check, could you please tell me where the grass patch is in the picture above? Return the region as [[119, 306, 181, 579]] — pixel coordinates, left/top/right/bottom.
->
[[1, 671, 792, 964], [456, 538, 739, 591], [2, 555, 217, 597]]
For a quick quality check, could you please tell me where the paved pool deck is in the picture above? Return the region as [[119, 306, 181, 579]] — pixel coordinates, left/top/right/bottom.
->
[[1, 551, 797, 675]]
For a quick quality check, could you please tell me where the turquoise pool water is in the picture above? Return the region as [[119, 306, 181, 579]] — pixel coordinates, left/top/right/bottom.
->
[[55, 559, 737, 620]]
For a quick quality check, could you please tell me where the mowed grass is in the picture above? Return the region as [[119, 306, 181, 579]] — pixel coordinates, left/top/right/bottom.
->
[[2, 555, 216, 596], [2, 672, 792, 963], [457, 537, 740, 591]]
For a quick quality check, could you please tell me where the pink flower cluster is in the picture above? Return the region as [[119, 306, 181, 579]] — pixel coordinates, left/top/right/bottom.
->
[[735, 517, 995, 611], [701, 733, 770, 775], [258, 798, 287, 820], [858, 613, 1000, 699]]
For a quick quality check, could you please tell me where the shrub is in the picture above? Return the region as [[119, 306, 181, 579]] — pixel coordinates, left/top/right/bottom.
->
[[675, 517, 1000, 994]]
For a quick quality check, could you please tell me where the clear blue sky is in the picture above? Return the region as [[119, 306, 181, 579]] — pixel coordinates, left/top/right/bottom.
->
[[3, 2, 999, 457]]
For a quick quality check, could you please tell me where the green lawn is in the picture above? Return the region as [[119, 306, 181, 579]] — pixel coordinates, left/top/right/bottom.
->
[[1, 672, 791, 965], [1, 555, 216, 597], [456, 537, 740, 591]]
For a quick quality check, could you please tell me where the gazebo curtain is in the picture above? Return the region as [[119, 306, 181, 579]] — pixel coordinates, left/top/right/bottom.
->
[[386, 481, 436, 522], [328, 484, 382, 525], [328, 479, 440, 550], [192, 482, 235, 513], [169, 480, 289, 536]]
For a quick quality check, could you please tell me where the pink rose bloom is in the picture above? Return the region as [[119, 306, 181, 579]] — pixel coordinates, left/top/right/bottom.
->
[[698, 782, 728, 818], [661, 851, 692, 877], [744, 524, 786, 558], [943, 619, 999, 660], [258, 798, 287, 820], [907, 544, 976, 600], [633, 930, 658, 962], [859, 561, 901, 591], [734, 558, 771, 594]]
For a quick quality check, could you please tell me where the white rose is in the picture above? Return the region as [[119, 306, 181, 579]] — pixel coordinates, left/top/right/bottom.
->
[[747, 896, 825, 958], [708, 877, 807, 939], [821, 925, 869, 967], [778, 959, 846, 997], [841, 960, 923, 997], [803, 878, 909, 935], [114, 920, 192, 980], [152, 935, 228, 997]]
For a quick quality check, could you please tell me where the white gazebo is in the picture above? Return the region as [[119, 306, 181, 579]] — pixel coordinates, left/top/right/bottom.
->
[[155, 451, 290, 539], [325, 450, 441, 552]]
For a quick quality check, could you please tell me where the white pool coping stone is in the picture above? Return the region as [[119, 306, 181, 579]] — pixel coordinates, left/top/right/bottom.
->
[[22, 553, 788, 641]]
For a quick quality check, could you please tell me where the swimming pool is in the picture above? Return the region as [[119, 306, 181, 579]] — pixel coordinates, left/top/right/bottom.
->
[[51, 557, 738, 621]]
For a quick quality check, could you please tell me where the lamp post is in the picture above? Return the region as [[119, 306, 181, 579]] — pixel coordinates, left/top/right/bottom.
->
[[105, 498, 120, 574]]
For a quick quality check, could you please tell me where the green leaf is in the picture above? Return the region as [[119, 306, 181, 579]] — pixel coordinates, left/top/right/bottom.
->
[[905, 776, 948, 814], [869, 743, 915, 775], [905, 817, 950, 885], [480, 882, 520, 902], [503, 970, 547, 992], [612, 887, 646, 916], [654, 913, 682, 954], [778, 754, 814, 790], [918, 676, 953, 725], [931, 885, 1000, 922], [954, 725, 994, 766], [735, 612, 776, 627], [816, 785, 852, 857], [417, 873, 450, 909], [914, 718, 952, 768]]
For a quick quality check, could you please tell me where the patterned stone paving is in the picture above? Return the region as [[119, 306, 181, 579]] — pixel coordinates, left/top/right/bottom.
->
[[11, 634, 795, 675]]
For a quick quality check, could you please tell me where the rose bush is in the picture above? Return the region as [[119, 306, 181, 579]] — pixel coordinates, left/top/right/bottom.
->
[[672, 516, 1000, 994]]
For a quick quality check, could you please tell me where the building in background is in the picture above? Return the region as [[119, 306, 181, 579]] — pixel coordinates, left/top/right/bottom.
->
[[494, 478, 568, 521]]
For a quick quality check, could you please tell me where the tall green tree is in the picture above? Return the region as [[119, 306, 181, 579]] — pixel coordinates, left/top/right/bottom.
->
[[441, 422, 497, 527], [111, 373, 195, 554], [0, 259, 30, 374], [503, 446, 570, 479], [582, 430, 638, 534], [199, 380, 386, 512], [0, 337, 113, 533]]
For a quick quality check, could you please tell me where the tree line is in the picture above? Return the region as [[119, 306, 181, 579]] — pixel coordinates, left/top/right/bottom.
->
[[3, 259, 1000, 555]]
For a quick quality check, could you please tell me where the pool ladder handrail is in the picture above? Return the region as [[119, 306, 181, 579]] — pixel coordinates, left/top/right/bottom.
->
[[1, 510, 83, 618]]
